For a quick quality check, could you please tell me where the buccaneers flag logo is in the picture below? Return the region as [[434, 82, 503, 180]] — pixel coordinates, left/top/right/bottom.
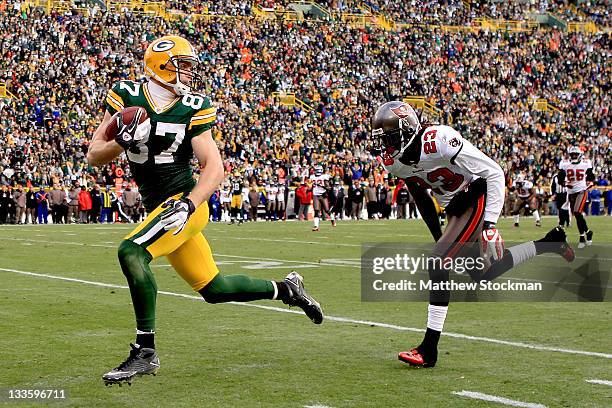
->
[[390, 104, 412, 119]]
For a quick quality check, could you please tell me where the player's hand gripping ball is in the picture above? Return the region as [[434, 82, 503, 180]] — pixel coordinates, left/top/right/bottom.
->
[[105, 106, 149, 149]]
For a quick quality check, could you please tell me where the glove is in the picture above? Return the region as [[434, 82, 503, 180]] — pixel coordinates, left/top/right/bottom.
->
[[114, 109, 147, 150], [159, 197, 196, 235], [481, 222, 504, 261]]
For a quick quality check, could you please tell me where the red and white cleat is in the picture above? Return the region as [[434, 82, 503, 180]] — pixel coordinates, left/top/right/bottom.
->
[[398, 348, 436, 368]]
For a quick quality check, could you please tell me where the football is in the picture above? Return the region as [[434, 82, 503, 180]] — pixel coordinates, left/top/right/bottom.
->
[[105, 106, 148, 140]]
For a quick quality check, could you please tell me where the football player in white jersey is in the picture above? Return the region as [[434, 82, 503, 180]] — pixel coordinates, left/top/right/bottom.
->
[[371, 101, 575, 368], [310, 165, 336, 231], [559, 146, 595, 248], [510, 173, 541, 227], [276, 181, 286, 220]]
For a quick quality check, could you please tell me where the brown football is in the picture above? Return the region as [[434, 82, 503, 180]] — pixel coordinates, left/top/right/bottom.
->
[[105, 106, 148, 140]]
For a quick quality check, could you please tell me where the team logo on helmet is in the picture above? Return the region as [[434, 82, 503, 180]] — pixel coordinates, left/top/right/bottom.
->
[[152, 40, 175, 52], [390, 104, 413, 119]]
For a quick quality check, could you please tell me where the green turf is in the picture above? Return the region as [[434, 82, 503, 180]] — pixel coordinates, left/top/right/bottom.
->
[[0, 216, 611, 407]]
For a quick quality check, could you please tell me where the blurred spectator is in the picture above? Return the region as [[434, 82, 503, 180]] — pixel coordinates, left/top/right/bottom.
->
[[78, 185, 92, 223]]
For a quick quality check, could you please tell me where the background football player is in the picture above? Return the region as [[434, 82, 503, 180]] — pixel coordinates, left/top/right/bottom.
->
[[559, 146, 595, 248], [551, 170, 570, 228], [229, 173, 243, 224], [87, 35, 323, 386], [510, 172, 541, 227], [310, 165, 336, 231], [370, 101, 574, 368]]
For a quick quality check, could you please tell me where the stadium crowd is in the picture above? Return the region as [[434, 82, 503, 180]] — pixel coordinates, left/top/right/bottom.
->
[[0, 1, 609, 224]]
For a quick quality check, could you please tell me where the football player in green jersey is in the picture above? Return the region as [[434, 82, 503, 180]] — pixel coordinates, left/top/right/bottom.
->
[[87, 35, 323, 386]]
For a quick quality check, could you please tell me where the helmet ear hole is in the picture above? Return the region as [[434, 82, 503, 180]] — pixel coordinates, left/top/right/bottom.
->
[[159, 64, 165, 70]]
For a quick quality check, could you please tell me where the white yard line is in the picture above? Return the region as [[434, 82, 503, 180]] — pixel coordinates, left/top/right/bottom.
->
[[585, 379, 612, 386], [1, 238, 356, 269], [3, 238, 611, 288], [452, 391, 547, 408], [1, 267, 611, 360]]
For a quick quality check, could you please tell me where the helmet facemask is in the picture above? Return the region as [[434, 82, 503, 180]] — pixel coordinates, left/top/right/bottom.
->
[[568, 147, 582, 164], [162, 55, 202, 95], [371, 102, 421, 160]]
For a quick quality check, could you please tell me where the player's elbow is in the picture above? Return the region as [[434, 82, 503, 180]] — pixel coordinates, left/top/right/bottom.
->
[[86, 150, 100, 167]]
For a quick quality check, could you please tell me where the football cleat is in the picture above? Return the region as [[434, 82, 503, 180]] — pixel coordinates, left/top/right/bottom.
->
[[514, 222, 519, 227], [578, 235, 586, 249], [586, 230, 593, 246], [398, 348, 436, 368], [102, 344, 160, 386], [539, 227, 575, 262], [535, 221, 542, 227], [283, 271, 323, 324], [312, 227, 319, 232], [331, 219, 337, 227]]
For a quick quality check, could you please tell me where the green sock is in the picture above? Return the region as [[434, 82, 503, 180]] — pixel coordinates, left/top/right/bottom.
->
[[118, 240, 156, 331], [199, 273, 275, 303]]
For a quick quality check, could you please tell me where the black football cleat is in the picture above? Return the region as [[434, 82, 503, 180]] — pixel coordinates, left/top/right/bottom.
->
[[586, 230, 593, 246], [283, 271, 323, 324], [538, 227, 575, 262], [398, 347, 437, 368], [102, 344, 160, 386]]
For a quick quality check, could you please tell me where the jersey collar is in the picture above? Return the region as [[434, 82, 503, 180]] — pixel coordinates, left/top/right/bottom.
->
[[143, 82, 181, 114]]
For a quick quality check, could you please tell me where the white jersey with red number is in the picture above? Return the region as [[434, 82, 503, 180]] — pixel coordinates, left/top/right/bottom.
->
[[513, 180, 533, 198], [381, 125, 505, 223], [559, 159, 592, 194], [310, 174, 330, 196]]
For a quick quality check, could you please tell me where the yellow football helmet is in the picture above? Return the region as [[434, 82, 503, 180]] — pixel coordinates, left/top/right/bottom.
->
[[144, 35, 201, 95]]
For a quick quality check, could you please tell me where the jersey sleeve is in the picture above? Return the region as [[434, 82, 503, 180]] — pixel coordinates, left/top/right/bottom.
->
[[104, 82, 127, 115], [435, 125, 464, 162], [187, 95, 216, 138], [558, 160, 569, 171], [451, 138, 505, 224]]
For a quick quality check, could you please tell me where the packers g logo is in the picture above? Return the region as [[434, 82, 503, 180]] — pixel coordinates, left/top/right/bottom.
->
[[152, 39, 175, 52]]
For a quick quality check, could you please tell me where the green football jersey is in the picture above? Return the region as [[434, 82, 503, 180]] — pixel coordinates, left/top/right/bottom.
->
[[105, 80, 216, 211]]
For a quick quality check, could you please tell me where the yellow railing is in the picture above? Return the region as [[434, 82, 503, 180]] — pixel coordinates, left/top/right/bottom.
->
[[533, 99, 563, 114], [567, 21, 598, 33], [0, 82, 15, 99], [271, 92, 313, 112], [403, 96, 443, 119], [472, 17, 539, 32]]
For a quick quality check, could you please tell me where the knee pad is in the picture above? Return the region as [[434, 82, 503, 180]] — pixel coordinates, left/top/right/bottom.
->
[[118, 240, 153, 280]]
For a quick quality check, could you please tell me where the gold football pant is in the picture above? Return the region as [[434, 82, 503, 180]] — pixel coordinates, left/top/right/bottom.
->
[[125, 193, 219, 291]]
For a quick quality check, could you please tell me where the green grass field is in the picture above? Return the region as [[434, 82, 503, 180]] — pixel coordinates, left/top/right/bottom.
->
[[1, 216, 611, 407]]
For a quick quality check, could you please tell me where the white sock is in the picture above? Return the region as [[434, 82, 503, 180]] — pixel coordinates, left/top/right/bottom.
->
[[314, 217, 320, 228], [508, 241, 537, 266], [514, 214, 519, 224], [533, 210, 541, 222], [330, 213, 335, 221], [427, 304, 448, 332]]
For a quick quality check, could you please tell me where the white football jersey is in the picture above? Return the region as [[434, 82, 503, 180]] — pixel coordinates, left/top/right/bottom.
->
[[220, 189, 231, 203], [559, 159, 592, 194], [276, 186, 285, 202], [381, 125, 505, 223], [310, 174, 330, 196], [513, 180, 533, 198], [265, 185, 277, 201]]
